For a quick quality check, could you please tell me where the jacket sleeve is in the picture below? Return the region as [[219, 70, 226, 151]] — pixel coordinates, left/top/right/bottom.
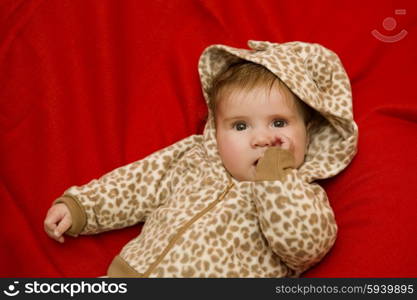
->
[[251, 147, 337, 274], [55, 135, 202, 236]]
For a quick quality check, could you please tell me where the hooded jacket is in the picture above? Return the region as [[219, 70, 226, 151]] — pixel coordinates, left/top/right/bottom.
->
[[56, 40, 358, 277]]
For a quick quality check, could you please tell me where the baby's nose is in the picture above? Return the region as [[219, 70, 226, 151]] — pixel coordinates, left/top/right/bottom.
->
[[252, 134, 275, 147]]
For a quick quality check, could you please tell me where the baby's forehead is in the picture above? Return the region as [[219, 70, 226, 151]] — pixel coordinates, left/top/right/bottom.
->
[[218, 82, 298, 109]]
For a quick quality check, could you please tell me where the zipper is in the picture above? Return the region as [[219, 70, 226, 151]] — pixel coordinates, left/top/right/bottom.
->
[[141, 179, 235, 277]]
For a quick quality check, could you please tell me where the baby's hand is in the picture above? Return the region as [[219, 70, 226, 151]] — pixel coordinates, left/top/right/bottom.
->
[[44, 203, 72, 243], [255, 142, 295, 181], [272, 135, 294, 152]]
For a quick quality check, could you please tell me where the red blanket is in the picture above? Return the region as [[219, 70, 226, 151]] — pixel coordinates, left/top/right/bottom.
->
[[1, 0, 416, 277]]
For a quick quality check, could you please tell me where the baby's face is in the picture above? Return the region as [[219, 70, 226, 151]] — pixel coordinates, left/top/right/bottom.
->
[[215, 84, 308, 181]]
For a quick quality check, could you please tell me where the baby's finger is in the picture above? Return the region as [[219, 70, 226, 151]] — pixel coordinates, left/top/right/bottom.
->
[[45, 227, 64, 243], [54, 214, 72, 239], [272, 137, 283, 146], [44, 222, 57, 239], [44, 212, 60, 234], [279, 136, 292, 150], [44, 206, 64, 227]]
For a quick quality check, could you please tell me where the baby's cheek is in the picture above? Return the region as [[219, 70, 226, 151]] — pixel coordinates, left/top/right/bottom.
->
[[220, 144, 239, 167], [294, 147, 307, 168], [218, 139, 243, 174], [217, 138, 233, 164]]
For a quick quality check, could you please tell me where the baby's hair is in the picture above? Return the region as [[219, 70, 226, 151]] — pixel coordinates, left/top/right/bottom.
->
[[208, 60, 319, 127]]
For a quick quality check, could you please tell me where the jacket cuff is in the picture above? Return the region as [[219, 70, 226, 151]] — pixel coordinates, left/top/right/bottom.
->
[[54, 195, 87, 237], [255, 147, 295, 181]]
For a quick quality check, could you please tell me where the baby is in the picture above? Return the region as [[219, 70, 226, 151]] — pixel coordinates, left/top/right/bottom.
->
[[44, 40, 358, 277]]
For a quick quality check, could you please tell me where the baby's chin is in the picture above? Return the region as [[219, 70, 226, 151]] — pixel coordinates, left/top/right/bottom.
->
[[229, 167, 257, 182]]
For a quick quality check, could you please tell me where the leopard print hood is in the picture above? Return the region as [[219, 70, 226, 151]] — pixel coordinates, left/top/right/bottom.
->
[[198, 40, 358, 182]]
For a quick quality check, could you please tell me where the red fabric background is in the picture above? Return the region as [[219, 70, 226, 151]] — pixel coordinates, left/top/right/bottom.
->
[[1, 0, 416, 277]]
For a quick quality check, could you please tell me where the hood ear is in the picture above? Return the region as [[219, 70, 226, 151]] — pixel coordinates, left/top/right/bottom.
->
[[304, 54, 334, 92]]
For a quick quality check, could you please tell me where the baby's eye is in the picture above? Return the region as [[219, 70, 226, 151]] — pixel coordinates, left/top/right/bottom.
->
[[272, 119, 287, 128], [233, 122, 247, 131]]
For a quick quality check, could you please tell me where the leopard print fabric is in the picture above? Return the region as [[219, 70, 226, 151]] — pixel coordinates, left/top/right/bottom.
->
[[60, 40, 358, 277]]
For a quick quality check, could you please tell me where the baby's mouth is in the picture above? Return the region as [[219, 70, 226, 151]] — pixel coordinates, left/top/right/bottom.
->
[[253, 159, 260, 167]]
